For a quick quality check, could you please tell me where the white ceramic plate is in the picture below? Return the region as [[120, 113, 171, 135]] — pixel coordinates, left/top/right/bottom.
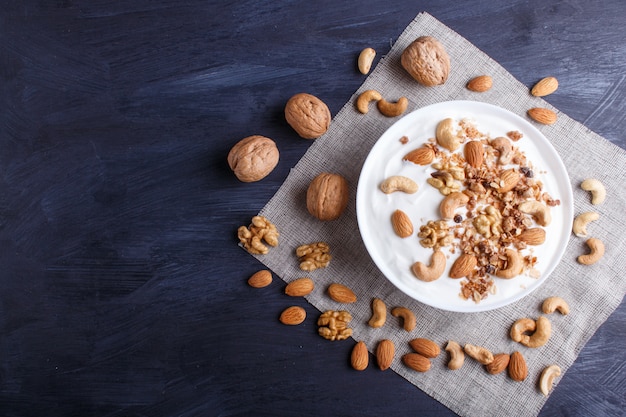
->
[[356, 101, 573, 312]]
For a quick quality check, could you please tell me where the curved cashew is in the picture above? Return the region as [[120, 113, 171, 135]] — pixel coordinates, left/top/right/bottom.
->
[[490, 136, 514, 165], [436, 118, 461, 151], [581, 178, 606, 205], [539, 365, 561, 396], [379, 175, 418, 194], [368, 297, 387, 328], [439, 191, 470, 219], [542, 296, 570, 315], [463, 343, 494, 365], [357, 47, 376, 75], [356, 89, 382, 114], [445, 340, 465, 370], [572, 211, 600, 237], [495, 248, 523, 279], [521, 316, 551, 348], [411, 250, 446, 282], [377, 96, 408, 117], [510, 317, 536, 344], [518, 200, 551, 226], [577, 237, 605, 265], [390, 306, 416, 332]]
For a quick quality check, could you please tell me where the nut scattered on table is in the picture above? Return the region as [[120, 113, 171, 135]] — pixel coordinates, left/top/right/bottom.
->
[[285, 277, 315, 297], [445, 341, 465, 370], [485, 353, 510, 375], [466, 75, 493, 92], [463, 343, 494, 365], [376, 339, 395, 371], [377, 96, 409, 117], [527, 107, 557, 125], [357, 47, 376, 75], [327, 283, 357, 304], [539, 364, 561, 395], [401, 36, 450, 86], [531, 76, 559, 97], [279, 306, 306, 325], [356, 89, 383, 114], [508, 351, 528, 381], [306, 172, 349, 221], [402, 353, 431, 372], [409, 338, 440, 358], [351, 341, 369, 371], [247, 270, 273, 288], [296, 242, 331, 271], [237, 215, 279, 255], [580, 178, 606, 205], [227, 135, 279, 182], [317, 310, 353, 341], [572, 211, 600, 237], [285, 92, 331, 139], [368, 298, 387, 328], [542, 296, 570, 315], [390, 306, 417, 331], [577, 237, 605, 265]]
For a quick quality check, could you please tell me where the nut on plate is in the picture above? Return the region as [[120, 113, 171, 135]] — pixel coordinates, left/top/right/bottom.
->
[[391, 209, 414, 238], [227, 135, 279, 182], [285, 93, 331, 139], [403, 146, 435, 165], [401, 36, 450, 86], [306, 172, 349, 221]]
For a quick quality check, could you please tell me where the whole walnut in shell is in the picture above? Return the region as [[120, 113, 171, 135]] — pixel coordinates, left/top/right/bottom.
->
[[401, 36, 450, 86], [306, 172, 349, 221], [285, 93, 331, 139], [227, 135, 279, 182]]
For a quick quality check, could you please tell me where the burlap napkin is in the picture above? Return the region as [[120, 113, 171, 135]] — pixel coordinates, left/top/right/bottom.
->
[[250, 12, 626, 417]]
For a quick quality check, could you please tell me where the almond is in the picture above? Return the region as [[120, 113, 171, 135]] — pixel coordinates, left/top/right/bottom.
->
[[409, 338, 441, 358], [402, 353, 431, 372], [531, 76, 558, 97], [464, 140, 484, 168], [327, 283, 357, 303], [528, 107, 557, 125], [285, 277, 314, 296], [247, 270, 272, 288], [351, 341, 369, 371], [497, 168, 520, 193], [403, 146, 435, 165], [517, 227, 546, 245], [449, 253, 477, 278], [279, 306, 306, 325], [486, 353, 510, 375], [467, 75, 493, 92], [508, 351, 528, 381], [376, 339, 395, 371], [391, 209, 414, 238]]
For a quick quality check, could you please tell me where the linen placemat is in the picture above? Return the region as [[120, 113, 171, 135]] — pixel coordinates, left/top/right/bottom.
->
[[248, 12, 626, 417]]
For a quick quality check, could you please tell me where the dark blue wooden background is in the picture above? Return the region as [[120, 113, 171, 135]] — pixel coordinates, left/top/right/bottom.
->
[[1, 1, 624, 416]]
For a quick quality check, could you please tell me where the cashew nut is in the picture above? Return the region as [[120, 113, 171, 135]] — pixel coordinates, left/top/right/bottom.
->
[[577, 237, 605, 265], [495, 248, 523, 279], [490, 136, 514, 165], [445, 340, 465, 370], [439, 191, 470, 219], [521, 316, 551, 348], [368, 297, 387, 328], [357, 47, 376, 74], [510, 317, 536, 344], [379, 175, 418, 194], [518, 200, 551, 226], [435, 118, 461, 151], [463, 343, 494, 365], [377, 96, 408, 117], [580, 178, 606, 205], [572, 211, 600, 237], [539, 365, 561, 396], [356, 89, 382, 114], [390, 306, 416, 332], [411, 250, 446, 282], [542, 296, 570, 315]]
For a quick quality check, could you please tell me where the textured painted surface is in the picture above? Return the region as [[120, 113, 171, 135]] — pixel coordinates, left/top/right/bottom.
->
[[0, 1, 624, 416]]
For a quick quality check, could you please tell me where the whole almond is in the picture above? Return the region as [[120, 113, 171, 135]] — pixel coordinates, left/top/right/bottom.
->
[[518, 227, 546, 245], [467, 75, 493, 92], [449, 253, 477, 278], [528, 108, 557, 125], [409, 338, 441, 358], [508, 351, 528, 381], [327, 283, 357, 303], [402, 353, 431, 372], [391, 209, 414, 238], [498, 168, 520, 193], [464, 140, 484, 168], [247, 270, 272, 288], [351, 341, 369, 371], [376, 339, 395, 371], [279, 306, 306, 325], [403, 146, 435, 165], [531, 76, 558, 97], [486, 353, 510, 375], [285, 277, 314, 296]]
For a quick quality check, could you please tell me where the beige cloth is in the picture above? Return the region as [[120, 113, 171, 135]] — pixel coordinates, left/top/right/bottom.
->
[[251, 12, 626, 417]]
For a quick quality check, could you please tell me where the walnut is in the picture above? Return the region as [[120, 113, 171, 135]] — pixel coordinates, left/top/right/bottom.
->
[[296, 242, 331, 271], [284, 93, 331, 139], [418, 220, 452, 249], [237, 216, 279, 254], [227, 135, 279, 182], [317, 310, 353, 341], [306, 172, 349, 221], [400, 36, 450, 86]]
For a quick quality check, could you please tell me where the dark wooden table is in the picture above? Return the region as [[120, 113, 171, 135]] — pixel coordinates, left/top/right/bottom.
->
[[1, 1, 624, 416]]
